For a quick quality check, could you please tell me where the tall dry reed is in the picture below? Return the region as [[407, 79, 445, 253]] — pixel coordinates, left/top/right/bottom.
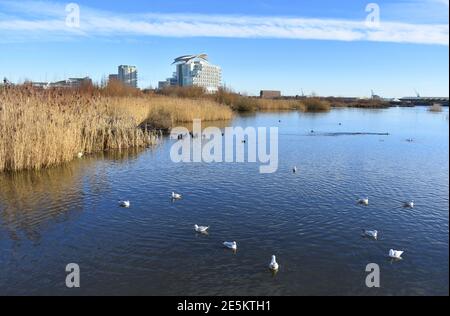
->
[[109, 95, 234, 129], [0, 87, 158, 172], [0, 86, 232, 172]]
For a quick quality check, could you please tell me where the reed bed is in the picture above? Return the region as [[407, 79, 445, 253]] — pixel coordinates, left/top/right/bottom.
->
[[251, 99, 301, 111], [211, 88, 330, 112], [110, 95, 233, 129], [329, 98, 390, 109], [300, 98, 331, 112], [229, 97, 331, 113], [428, 104, 443, 112], [0, 87, 156, 172], [0, 86, 232, 172]]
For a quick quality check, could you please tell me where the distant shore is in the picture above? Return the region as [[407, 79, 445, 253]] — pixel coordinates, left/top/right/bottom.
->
[[156, 86, 448, 112], [0, 83, 447, 172]]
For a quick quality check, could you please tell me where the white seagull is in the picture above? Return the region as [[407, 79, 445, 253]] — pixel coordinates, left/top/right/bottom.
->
[[389, 249, 404, 259], [171, 192, 182, 200], [118, 200, 130, 208], [269, 255, 279, 271], [363, 230, 378, 239], [194, 224, 209, 233], [223, 241, 237, 250], [77, 152, 84, 158], [362, 230, 378, 239], [403, 200, 414, 208], [357, 198, 369, 206]]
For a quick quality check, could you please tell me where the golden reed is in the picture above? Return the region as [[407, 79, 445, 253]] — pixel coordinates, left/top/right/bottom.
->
[[0, 86, 233, 172]]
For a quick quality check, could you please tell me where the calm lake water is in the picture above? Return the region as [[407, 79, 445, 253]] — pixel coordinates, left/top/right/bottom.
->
[[0, 106, 448, 296]]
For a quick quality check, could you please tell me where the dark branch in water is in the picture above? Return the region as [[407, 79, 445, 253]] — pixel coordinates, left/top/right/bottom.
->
[[309, 132, 390, 136]]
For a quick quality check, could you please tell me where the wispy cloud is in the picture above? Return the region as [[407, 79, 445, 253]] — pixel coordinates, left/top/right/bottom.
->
[[432, 0, 449, 7], [0, 1, 448, 45]]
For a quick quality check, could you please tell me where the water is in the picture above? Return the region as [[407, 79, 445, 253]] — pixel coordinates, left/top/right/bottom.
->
[[0, 107, 448, 296]]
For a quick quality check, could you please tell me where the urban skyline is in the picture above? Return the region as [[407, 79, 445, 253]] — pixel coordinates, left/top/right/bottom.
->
[[0, 0, 448, 97], [5, 56, 448, 99]]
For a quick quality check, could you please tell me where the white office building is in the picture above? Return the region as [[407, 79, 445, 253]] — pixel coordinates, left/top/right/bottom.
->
[[172, 54, 222, 93]]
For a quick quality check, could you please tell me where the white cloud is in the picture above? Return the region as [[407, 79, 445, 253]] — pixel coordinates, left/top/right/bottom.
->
[[432, 0, 449, 6], [0, 1, 448, 45]]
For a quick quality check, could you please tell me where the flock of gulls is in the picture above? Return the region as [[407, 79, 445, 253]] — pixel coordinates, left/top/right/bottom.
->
[[118, 192, 281, 271], [357, 195, 413, 260], [300, 165, 413, 260], [110, 123, 421, 271], [116, 165, 415, 272], [114, 126, 417, 271]]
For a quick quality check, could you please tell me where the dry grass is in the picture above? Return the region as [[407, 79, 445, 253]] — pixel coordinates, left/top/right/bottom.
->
[[429, 104, 443, 112], [0, 86, 232, 172], [300, 98, 331, 112], [101, 79, 142, 97], [212, 89, 331, 112], [0, 87, 157, 172], [329, 98, 390, 109], [110, 95, 233, 129], [158, 86, 206, 99], [253, 99, 304, 111], [240, 97, 330, 113]]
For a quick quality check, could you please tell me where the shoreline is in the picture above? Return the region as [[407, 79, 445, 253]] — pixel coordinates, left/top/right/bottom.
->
[[0, 85, 447, 173]]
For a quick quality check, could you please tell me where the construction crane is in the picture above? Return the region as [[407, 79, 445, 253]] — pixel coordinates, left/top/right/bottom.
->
[[371, 89, 381, 100]]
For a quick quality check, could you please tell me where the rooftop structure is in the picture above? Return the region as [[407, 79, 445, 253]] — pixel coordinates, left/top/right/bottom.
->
[[172, 54, 209, 65]]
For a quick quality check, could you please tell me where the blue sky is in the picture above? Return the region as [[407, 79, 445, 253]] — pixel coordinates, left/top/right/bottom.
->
[[0, 0, 448, 97]]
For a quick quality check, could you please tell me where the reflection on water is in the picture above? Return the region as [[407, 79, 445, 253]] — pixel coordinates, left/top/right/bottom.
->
[[0, 163, 87, 243], [0, 107, 448, 296], [174, 119, 232, 131], [0, 148, 146, 243]]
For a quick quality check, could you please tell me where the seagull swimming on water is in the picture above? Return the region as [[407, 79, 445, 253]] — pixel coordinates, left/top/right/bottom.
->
[[357, 198, 369, 206], [389, 249, 404, 259], [223, 241, 237, 250], [269, 255, 279, 271], [362, 230, 378, 239], [194, 224, 209, 233], [171, 192, 182, 200], [118, 200, 130, 208]]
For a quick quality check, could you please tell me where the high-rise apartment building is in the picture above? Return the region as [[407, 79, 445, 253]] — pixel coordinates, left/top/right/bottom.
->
[[118, 65, 138, 88]]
